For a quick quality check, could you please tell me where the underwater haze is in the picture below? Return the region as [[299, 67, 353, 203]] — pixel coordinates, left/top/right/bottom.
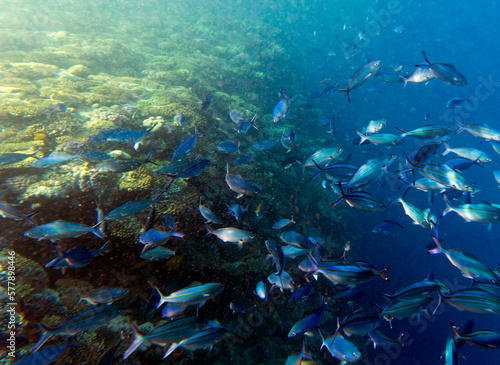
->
[[1, 0, 500, 364]]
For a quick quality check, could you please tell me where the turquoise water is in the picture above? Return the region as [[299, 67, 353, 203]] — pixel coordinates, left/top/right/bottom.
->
[[1, 0, 500, 364]]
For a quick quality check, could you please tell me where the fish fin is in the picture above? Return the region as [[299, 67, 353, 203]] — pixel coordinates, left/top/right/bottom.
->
[[123, 322, 145, 359], [204, 223, 214, 236], [161, 303, 188, 318], [427, 236, 444, 255], [442, 194, 453, 217], [441, 142, 452, 156], [336, 88, 351, 102], [399, 75, 408, 88], [355, 131, 367, 144], [454, 118, 465, 135], [32, 323, 54, 352], [155, 286, 167, 309], [163, 342, 180, 360]]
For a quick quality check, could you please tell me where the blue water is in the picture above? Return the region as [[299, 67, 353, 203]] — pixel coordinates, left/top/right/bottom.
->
[[2, 0, 500, 364]]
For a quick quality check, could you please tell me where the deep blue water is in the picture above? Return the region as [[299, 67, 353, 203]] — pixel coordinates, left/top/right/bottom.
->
[[2, 0, 500, 364]]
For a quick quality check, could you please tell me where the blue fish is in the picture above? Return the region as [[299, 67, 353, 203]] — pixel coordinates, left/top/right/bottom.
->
[[45, 241, 109, 269], [32, 305, 122, 352], [103, 198, 161, 222], [24, 220, 106, 241], [225, 164, 260, 198], [30, 154, 81, 168], [201, 92, 212, 111], [447, 96, 471, 108], [280, 231, 316, 250], [123, 317, 217, 359], [236, 114, 258, 133], [217, 141, 239, 154], [79, 151, 113, 163], [372, 216, 404, 235], [163, 326, 227, 360], [226, 203, 247, 221], [0, 200, 36, 226], [165, 158, 211, 180], [255, 281, 267, 301], [234, 156, 255, 166], [288, 282, 313, 303], [265, 240, 285, 289], [86, 128, 126, 146], [14, 341, 74, 364], [156, 282, 224, 317], [76, 287, 129, 305], [140, 246, 176, 261], [288, 303, 325, 337], [155, 159, 194, 175], [336, 60, 381, 102], [272, 216, 295, 230], [416, 51, 467, 86], [139, 224, 184, 252], [273, 88, 301, 122], [0, 152, 37, 167], [171, 126, 203, 161], [106, 126, 154, 144], [199, 199, 221, 224]]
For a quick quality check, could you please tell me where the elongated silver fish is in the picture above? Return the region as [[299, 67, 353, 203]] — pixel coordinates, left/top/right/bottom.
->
[[416, 51, 467, 86], [225, 164, 260, 198], [336, 60, 381, 102], [204, 224, 253, 248], [156, 282, 224, 317]]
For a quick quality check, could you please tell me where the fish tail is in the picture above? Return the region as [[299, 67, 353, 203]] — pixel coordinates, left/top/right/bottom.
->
[[421, 50, 431, 64], [442, 194, 453, 217], [154, 286, 167, 309], [318, 328, 326, 349], [454, 118, 465, 135], [331, 196, 344, 208], [25, 211, 37, 226], [123, 321, 145, 359], [441, 142, 452, 156], [74, 287, 83, 304], [307, 252, 320, 273], [450, 323, 463, 340], [204, 223, 214, 237], [378, 268, 390, 281], [194, 125, 204, 138], [251, 114, 259, 130], [308, 160, 323, 181], [355, 131, 367, 144], [399, 75, 408, 88], [32, 323, 53, 352], [91, 225, 107, 240], [336, 88, 351, 102], [427, 235, 443, 254]]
